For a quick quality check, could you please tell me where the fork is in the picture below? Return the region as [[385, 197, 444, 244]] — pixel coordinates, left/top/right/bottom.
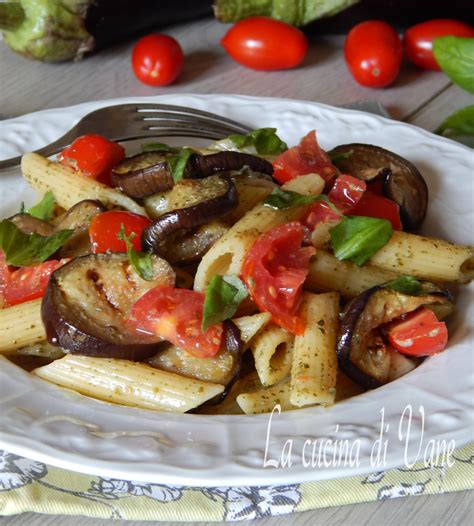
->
[[0, 103, 252, 171]]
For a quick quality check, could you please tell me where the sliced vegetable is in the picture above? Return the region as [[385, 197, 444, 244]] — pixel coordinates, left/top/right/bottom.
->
[[27, 191, 56, 221], [241, 222, 314, 335], [387, 307, 448, 357], [89, 211, 152, 254], [58, 134, 125, 186], [227, 128, 287, 155], [328, 174, 366, 213], [328, 143, 427, 230], [0, 220, 73, 267], [42, 253, 175, 360], [0, 253, 68, 307], [141, 175, 238, 261], [203, 275, 248, 331], [113, 150, 272, 198], [336, 285, 451, 388], [128, 286, 224, 358], [272, 130, 337, 186], [9, 213, 56, 237], [118, 225, 154, 281], [350, 191, 402, 231]]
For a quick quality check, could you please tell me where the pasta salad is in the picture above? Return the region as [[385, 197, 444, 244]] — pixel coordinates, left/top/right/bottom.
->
[[1, 127, 472, 415]]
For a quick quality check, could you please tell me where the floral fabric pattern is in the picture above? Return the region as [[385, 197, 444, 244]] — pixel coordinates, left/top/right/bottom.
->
[[0, 444, 472, 521]]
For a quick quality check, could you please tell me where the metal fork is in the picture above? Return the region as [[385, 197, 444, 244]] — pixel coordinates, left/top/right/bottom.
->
[[0, 103, 252, 171]]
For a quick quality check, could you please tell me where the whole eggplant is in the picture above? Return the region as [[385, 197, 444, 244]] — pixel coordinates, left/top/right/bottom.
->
[[0, 0, 212, 62]]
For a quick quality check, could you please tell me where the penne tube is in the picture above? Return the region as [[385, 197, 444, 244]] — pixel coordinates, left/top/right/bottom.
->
[[290, 292, 339, 407], [250, 324, 294, 387], [21, 153, 146, 216], [194, 173, 325, 291], [306, 250, 399, 298], [237, 380, 295, 414], [0, 299, 46, 353], [33, 355, 224, 413], [368, 231, 474, 283], [232, 312, 272, 344]]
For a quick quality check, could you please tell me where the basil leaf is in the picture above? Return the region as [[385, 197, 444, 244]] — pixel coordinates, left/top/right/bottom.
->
[[263, 187, 340, 212], [330, 216, 393, 266], [117, 224, 154, 281], [229, 128, 287, 155], [435, 104, 474, 137], [202, 274, 248, 331], [141, 142, 179, 153], [167, 148, 195, 183], [0, 220, 73, 267], [329, 149, 354, 163], [27, 191, 56, 221], [385, 276, 422, 296], [433, 36, 474, 94]]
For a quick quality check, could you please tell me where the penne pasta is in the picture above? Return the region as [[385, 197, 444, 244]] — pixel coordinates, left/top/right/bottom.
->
[[306, 250, 399, 298], [0, 299, 46, 353], [233, 312, 272, 344], [194, 173, 325, 291], [21, 153, 147, 216], [368, 231, 474, 283], [290, 292, 339, 407], [250, 324, 294, 387], [33, 355, 224, 413], [237, 380, 294, 414]]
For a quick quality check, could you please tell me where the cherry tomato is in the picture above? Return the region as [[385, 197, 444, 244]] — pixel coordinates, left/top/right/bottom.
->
[[242, 222, 315, 335], [128, 287, 223, 358], [59, 134, 125, 186], [132, 34, 184, 86], [272, 130, 337, 186], [350, 191, 402, 231], [328, 174, 367, 213], [404, 19, 474, 70], [0, 253, 69, 307], [387, 307, 448, 356], [220, 17, 308, 71], [89, 211, 151, 254], [344, 20, 403, 88]]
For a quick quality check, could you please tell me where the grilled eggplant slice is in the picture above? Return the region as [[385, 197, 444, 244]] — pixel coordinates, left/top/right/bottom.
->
[[42, 253, 175, 360], [113, 150, 273, 199], [329, 143, 428, 230], [141, 175, 238, 262], [54, 199, 106, 258], [337, 284, 451, 389], [9, 213, 56, 236]]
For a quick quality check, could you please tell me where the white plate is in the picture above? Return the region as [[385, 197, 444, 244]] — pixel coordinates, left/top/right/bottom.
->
[[0, 94, 472, 487]]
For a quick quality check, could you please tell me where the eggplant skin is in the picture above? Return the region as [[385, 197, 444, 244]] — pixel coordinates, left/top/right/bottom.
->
[[41, 253, 175, 361], [336, 285, 451, 390]]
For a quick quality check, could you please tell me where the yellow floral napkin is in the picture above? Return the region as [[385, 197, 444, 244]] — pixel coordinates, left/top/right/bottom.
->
[[0, 444, 472, 521]]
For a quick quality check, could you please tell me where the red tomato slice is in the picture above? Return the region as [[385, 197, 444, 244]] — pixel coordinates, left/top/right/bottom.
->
[[58, 134, 125, 186], [350, 191, 402, 230], [387, 307, 448, 356], [272, 131, 337, 186], [0, 253, 69, 307], [328, 174, 366, 213], [128, 287, 223, 358], [242, 222, 315, 335], [89, 211, 151, 254]]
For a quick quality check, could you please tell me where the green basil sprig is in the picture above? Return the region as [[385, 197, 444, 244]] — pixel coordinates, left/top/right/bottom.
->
[[263, 187, 340, 212], [435, 104, 474, 146], [26, 191, 56, 221], [330, 216, 393, 266], [229, 128, 288, 155], [384, 275, 422, 296], [117, 224, 154, 281], [0, 220, 73, 267], [433, 36, 474, 94], [202, 275, 248, 331], [167, 148, 195, 183]]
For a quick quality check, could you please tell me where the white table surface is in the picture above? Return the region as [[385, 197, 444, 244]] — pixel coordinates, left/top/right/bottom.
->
[[0, 15, 472, 526]]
